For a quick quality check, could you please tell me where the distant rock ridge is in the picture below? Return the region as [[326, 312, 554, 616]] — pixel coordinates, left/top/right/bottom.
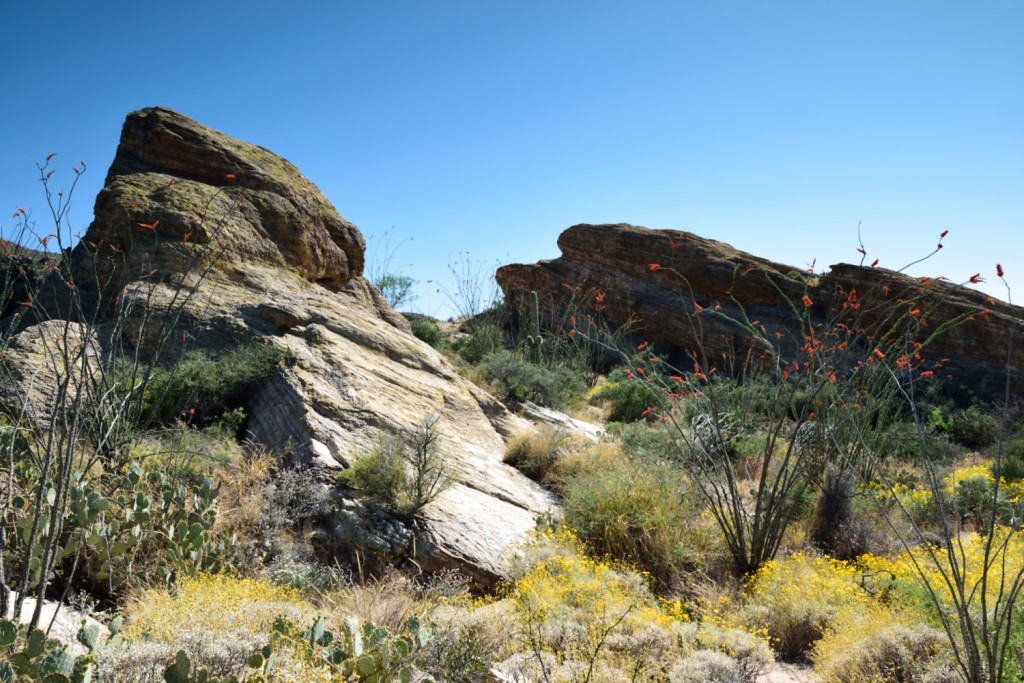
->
[[64, 106, 556, 583], [497, 223, 1023, 399]]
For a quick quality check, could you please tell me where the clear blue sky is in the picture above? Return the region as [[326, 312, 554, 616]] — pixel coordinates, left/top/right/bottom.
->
[[4, 1, 1021, 316]]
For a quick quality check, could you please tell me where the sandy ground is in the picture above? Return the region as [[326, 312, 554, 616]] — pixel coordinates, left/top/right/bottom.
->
[[759, 661, 817, 682]]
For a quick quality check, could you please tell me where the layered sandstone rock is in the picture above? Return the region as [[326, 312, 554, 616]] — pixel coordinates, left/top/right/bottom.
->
[[497, 223, 1023, 398], [64, 107, 555, 583]]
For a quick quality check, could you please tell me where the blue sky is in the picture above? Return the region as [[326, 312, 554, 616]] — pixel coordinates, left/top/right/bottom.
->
[[4, 1, 1021, 316]]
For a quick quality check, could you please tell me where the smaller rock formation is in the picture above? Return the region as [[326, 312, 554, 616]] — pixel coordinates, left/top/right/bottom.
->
[[498, 223, 1023, 399]]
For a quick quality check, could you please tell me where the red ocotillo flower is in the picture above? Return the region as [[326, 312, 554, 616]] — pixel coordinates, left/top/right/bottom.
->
[[802, 295, 813, 307], [997, 263, 1004, 277], [649, 263, 661, 271]]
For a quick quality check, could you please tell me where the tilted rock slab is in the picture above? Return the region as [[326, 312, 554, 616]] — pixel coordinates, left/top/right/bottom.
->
[[498, 223, 1023, 399], [70, 107, 554, 583]]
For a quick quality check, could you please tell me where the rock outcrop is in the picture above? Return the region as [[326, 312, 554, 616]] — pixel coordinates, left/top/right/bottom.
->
[[63, 107, 554, 583], [497, 223, 1023, 399]]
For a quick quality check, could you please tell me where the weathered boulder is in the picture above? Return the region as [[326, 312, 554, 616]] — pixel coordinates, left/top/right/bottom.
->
[[497, 223, 1023, 399], [66, 107, 555, 584]]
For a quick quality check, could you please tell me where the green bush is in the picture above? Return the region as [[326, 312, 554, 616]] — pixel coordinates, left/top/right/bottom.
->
[[478, 350, 583, 408], [375, 272, 416, 310], [420, 622, 494, 683], [946, 406, 998, 450], [336, 417, 452, 517], [878, 420, 959, 465], [451, 303, 506, 364], [561, 455, 715, 586], [992, 439, 1024, 481], [143, 341, 293, 430], [409, 317, 444, 348], [616, 420, 678, 458], [587, 368, 666, 422]]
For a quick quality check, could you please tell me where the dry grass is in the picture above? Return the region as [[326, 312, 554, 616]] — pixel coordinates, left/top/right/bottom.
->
[[503, 425, 591, 485], [211, 445, 274, 535]]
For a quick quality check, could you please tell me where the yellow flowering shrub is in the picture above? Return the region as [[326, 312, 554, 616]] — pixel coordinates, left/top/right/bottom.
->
[[820, 531, 1024, 680], [123, 572, 314, 641], [740, 550, 956, 678], [503, 528, 687, 681], [860, 527, 1024, 612], [499, 527, 773, 682], [97, 573, 319, 681], [812, 607, 948, 682], [741, 552, 880, 660]]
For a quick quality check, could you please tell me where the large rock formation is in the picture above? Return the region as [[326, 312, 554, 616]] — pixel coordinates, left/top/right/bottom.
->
[[497, 223, 1023, 399], [62, 107, 554, 583]]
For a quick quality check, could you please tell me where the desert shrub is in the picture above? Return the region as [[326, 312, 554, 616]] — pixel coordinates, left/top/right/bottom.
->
[[813, 614, 951, 683], [874, 419, 960, 466], [561, 455, 717, 586], [375, 272, 416, 309], [670, 649, 748, 683], [215, 448, 331, 573], [616, 420, 678, 459], [810, 467, 873, 560], [266, 555, 345, 594], [586, 368, 666, 422], [875, 477, 939, 528], [451, 302, 506, 364], [336, 416, 451, 517], [670, 621, 774, 683], [741, 552, 878, 661], [947, 406, 998, 450], [941, 462, 1024, 527], [143, 341, 293, 430], [409, 316, 444, 347], [420, 621, 495, 683], [953, 471, 998, 526], [991, 438, 1024, 481], [97, 573, 316, 681], [504, 527, 589, 581], [859, 528, 1024, 682], [503, 425, 580, 485], [507, 528, 689, 682], [478, 349, 584, 408]]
